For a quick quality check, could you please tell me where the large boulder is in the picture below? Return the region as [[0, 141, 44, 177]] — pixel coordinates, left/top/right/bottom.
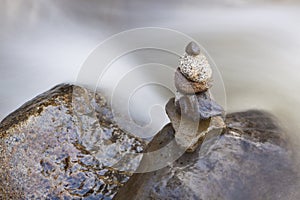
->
[[114, 109, 298, 200], [0, 84, 145, 199]]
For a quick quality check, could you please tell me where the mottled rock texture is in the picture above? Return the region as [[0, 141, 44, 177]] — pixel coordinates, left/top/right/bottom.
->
[[0, 84, 145, 200], [179, 52, 212, 83], [174, 68, 211, 94], [114, 110, 298, 200]]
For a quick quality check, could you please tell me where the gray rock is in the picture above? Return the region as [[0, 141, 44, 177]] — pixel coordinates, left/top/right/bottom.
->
[[0, 84, 145, 199], [175, 91, 224, 121], [114, 110, 298, 200], [185, 41, 201, 56], [166, 98, 225, 152]]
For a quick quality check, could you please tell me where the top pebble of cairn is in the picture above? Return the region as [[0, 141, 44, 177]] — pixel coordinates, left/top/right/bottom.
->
[[185, 41, 201, 56], [179, 42, 212, 83]]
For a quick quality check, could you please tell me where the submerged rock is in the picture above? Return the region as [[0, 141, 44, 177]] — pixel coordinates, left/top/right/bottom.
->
[[0, 84, 145, 199], [114, 110, 298, 200]]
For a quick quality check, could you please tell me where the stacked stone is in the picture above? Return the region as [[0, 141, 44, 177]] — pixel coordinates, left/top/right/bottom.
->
[[167, 42, 226, 152]]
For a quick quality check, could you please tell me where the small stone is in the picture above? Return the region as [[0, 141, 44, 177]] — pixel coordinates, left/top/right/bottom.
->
[[185, 41, 201, 56], [165, 98, 225, 152], [175, 91, 224, 121], [179, 53, 212, 83], [174, 68, 211, 94]]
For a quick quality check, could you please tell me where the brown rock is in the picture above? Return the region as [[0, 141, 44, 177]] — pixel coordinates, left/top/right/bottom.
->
[[174, 68, 211, 94], [0, 84, 145, 199]]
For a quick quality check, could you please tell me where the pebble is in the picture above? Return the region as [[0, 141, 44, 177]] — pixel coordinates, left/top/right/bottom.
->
[[185, 41, 201, 56], [179, 43, 212, 83], [174, 91, 224, 121], [165, 98, 225, 152], [174, 68, 211, 94]]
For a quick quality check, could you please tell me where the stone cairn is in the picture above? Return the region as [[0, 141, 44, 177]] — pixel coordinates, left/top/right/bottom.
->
[[166, 42, 226, 152]]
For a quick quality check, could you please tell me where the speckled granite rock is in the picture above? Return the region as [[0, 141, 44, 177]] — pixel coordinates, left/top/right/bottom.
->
[[0, 84, 145, 200], [179, 51, 212, 83], [114, 110, 298, 200]]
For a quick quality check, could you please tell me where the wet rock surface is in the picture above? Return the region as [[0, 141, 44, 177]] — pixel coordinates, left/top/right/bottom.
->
[[114, 110, 298, 200], [175, 92, 224, 121], [0, 84, 145, 199], [166, 98, 225, 152]]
